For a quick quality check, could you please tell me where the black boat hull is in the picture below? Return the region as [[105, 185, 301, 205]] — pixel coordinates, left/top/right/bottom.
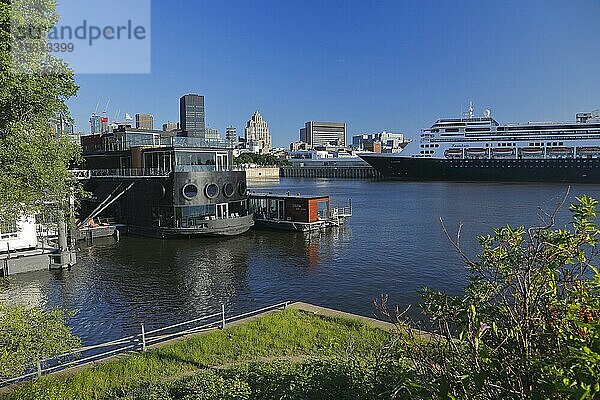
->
[[360, 155, 600, 183]]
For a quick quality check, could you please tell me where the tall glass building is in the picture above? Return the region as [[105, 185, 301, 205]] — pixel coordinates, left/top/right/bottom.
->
[[179, 94, 206, 137]]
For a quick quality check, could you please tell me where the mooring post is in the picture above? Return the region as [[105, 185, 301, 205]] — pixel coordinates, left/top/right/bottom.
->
[[221, 304, 226, 329], [141, 323, 147, 352]]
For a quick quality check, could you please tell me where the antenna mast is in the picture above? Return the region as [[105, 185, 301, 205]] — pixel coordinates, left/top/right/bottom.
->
[[464, 100, 474, 119]]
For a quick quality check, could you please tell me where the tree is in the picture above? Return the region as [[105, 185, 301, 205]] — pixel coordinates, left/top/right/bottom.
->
[[377, 192, 600, 399], [0, 0, 80, 225], [233, 153, 290, 167], [0, 295, 80, 379]]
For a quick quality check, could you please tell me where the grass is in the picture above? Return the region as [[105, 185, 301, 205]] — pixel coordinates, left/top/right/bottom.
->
[[2, 309, 391, 400]]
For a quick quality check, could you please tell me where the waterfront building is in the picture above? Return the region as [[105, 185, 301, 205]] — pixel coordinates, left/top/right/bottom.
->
[[162, 122, 180, 132], [0, 216, 37, 253], [300, 121, 346, 147], [179, 94, 206, 137], [135, 113, 154, 130], [79, 127, 253, 238], [244, 111, 272, 154], [352, 131, 406, 152]]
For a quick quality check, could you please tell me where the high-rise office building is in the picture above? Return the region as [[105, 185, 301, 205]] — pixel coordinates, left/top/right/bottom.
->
[[244, 111, 272, 154], [135, 113, 154, 130], [90, 113, 105, 134], [300, 121, 346, 147], [90, 114, 100, 134], [226, 126, 237, 147], [179, 94, 206, 137]]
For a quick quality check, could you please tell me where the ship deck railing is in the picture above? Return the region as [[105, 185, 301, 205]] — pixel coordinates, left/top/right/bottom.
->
[[89, 168, 171, 178], [330, 205, 353, 219], [78, 166, 247, 179]]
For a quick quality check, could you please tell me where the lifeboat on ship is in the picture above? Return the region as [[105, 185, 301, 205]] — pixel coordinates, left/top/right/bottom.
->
[[491, 148, 514, 157], [548, 147, 573, 156], [444, 148, 463, 159], [577, 147, 600, 157], [464, 148, 487, 158], [520, 147, 544, 158]]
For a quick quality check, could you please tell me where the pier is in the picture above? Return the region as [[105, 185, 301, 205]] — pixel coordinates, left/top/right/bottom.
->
[[280, 165, 380, 179]]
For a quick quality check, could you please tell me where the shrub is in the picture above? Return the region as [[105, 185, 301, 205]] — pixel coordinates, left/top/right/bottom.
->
[[378, 193, 600, 399]]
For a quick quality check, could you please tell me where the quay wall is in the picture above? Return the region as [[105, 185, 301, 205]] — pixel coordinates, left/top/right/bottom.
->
[[280, 166, 380, 180], [245, 167, 280, 181], [1, 253, 50, 276]]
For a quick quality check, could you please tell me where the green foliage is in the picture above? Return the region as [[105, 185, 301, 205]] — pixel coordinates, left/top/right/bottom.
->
[[233, 152, 289, 167], [0, 0, 80, 224], [0, 300, 80, 379], [4, 309, 391, 400], [122, 358, 413, 400], [387, 195, 600, 399]]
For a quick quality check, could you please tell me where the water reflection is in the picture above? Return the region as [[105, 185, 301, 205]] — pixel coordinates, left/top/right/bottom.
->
[[6, 179, 600, 345]]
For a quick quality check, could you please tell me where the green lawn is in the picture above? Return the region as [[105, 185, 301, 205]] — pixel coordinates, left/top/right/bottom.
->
[[3, 309, 391, 400]]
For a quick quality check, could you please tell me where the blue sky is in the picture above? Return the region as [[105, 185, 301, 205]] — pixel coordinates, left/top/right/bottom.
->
[[68, 0, 600, 146]]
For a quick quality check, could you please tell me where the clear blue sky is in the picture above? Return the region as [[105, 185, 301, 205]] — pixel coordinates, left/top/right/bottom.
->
[[68, 0, 600, 146]]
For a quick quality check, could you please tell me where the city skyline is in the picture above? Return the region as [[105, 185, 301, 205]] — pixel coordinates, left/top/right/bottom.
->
[[67, 0, 600, 146]]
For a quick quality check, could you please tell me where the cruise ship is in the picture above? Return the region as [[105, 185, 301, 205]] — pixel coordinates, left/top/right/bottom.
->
[[360, 104, 600, 183]]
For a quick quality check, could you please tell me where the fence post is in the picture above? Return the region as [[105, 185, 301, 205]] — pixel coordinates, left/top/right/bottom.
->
[[36, 361, 42, 377], [141, 323, 147, 352], [221, 304, 226, 329]]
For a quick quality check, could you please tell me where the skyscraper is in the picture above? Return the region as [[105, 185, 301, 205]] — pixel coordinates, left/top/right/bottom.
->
[[135, 113, 154, 130], [90, 113, 101, 134], [244, 111, 271, 154], [179, 94, 205, 137], [300, 121, 346, 147], [226, 126, 237, 147]]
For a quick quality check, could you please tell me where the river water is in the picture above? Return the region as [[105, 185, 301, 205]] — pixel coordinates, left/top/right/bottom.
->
[[5, 178, 600, 345]]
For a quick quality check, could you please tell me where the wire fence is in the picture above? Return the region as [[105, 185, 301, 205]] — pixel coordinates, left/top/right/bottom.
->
[[0, 301, 290, 388]]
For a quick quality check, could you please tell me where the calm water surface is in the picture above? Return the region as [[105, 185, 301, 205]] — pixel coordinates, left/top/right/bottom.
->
[[6, 179, 600, 344]]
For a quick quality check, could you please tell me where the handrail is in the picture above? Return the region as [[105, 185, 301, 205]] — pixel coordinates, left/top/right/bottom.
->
[[0, 301, 290, 387]]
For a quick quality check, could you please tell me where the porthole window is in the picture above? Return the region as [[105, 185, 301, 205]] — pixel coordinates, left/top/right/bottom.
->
[[238, 181, 247, 195], [154, 184, 166, 200], [223, 182, 235, 197], [205, 183, 219, 198], [182, 184, 198, 199]]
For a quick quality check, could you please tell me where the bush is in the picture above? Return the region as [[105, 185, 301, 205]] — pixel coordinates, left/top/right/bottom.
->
[[378, 194, 600, 399], [124, 358, 407, 400]]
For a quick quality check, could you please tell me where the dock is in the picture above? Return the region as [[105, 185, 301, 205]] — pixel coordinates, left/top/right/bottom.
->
[[280, 165, 380, 179], [1, 247, 76, 277]]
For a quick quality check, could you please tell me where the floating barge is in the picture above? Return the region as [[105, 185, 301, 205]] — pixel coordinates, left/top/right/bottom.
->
[[248, 192, 352, 231]]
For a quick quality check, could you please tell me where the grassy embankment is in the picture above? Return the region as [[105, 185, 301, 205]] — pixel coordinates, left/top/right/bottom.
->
[[3, 308, 392, 400]]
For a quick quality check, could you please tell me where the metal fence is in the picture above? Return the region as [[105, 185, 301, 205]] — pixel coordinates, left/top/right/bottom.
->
[[0, 301, 290, 388]]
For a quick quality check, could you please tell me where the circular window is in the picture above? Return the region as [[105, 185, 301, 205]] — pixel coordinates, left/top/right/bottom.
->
[[205, 183, 219, 198], [182, 184, 198, 199], [223, 182, 235, 198], [238, 181, 247, 196], [154, 184, 166, 200]]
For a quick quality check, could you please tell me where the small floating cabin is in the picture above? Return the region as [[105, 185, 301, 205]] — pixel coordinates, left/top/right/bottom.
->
[[248, 192, 352, 231]]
